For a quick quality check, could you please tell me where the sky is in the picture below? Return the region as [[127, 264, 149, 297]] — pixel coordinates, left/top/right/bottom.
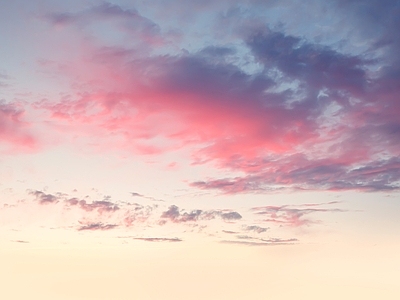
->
[[0, 0, 400, 299]]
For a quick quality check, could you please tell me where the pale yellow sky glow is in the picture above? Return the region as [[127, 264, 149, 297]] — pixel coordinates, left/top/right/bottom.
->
[[1, 236, 399, 300]]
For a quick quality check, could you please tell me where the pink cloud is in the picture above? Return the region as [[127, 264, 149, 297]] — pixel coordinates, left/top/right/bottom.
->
[[36, 48, 317, 161], [33, 3, 400, 192], [0, 101, 37, 153]]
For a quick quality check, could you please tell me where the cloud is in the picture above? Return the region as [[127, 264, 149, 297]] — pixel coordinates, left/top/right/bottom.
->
[[123, 204, 155, 227], [0, 101, 36, 153], [0, 71, 11, 88], [29, 190, 60, 205], [222, 230, 239, 234], [43, 2, 163, 45], [251, 204, 345, 227], [160, 205, 242, 223], [220, 238, 297, 246], [191, 156, 400, 193], [132, 237, 182, 242], [246, 28, 369, 96], [78, 222, 118, 231], [243, 225, 269, 233], [29, 191, 121, 214], [24, 189, 337, 243], [160, 205, 181, 220], [35, 0, 400, 194], [26, 190, 246, 237], [160, 205, 203, 223], [66, 199, 119, 214], [220, 211, 242, 220], [130, 192, 144, 197], [235, 235, 298, 243], [37, 44, 315, 158], [130, 192, 165, 202]]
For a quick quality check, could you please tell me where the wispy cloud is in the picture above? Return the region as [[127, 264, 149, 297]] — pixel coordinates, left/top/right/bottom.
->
[[221, 237, 298, 246], [78, 222, 118, 231], [251, 203, 345, 227], [43, 2, 164, 45], [132, 237, 182, 242]]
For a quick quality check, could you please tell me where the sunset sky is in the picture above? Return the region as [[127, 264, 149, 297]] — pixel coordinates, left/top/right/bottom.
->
[[1, 0, 399, 299]]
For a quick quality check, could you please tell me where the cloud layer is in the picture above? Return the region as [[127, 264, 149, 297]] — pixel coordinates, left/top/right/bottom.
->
[[3, 0, 399, 194]]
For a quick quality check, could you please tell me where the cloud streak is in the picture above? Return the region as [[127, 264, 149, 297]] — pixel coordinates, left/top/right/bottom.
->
[[252, 203, 345, 227], [78, 222, 118, 231], [132, 237, 182, 242]]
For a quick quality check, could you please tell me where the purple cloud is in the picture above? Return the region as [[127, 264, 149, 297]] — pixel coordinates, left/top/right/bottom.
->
[[67, 199, 119, 214], [29, 190, 60, 205], [191, 156, 400, 193], [246, 28, 369, 96]]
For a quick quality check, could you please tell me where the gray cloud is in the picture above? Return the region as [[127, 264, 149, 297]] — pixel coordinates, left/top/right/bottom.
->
[[130, 192, 144, 197], [222, 230, 239, 234], [192, 156, 400, 193], [78, 222, 118, 231], [29, 190, 60, 204], [66, 199, 119, 214], [220, 211, 242, 220], [160, 205, 242, 223], [243, 225, 269, 233]]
